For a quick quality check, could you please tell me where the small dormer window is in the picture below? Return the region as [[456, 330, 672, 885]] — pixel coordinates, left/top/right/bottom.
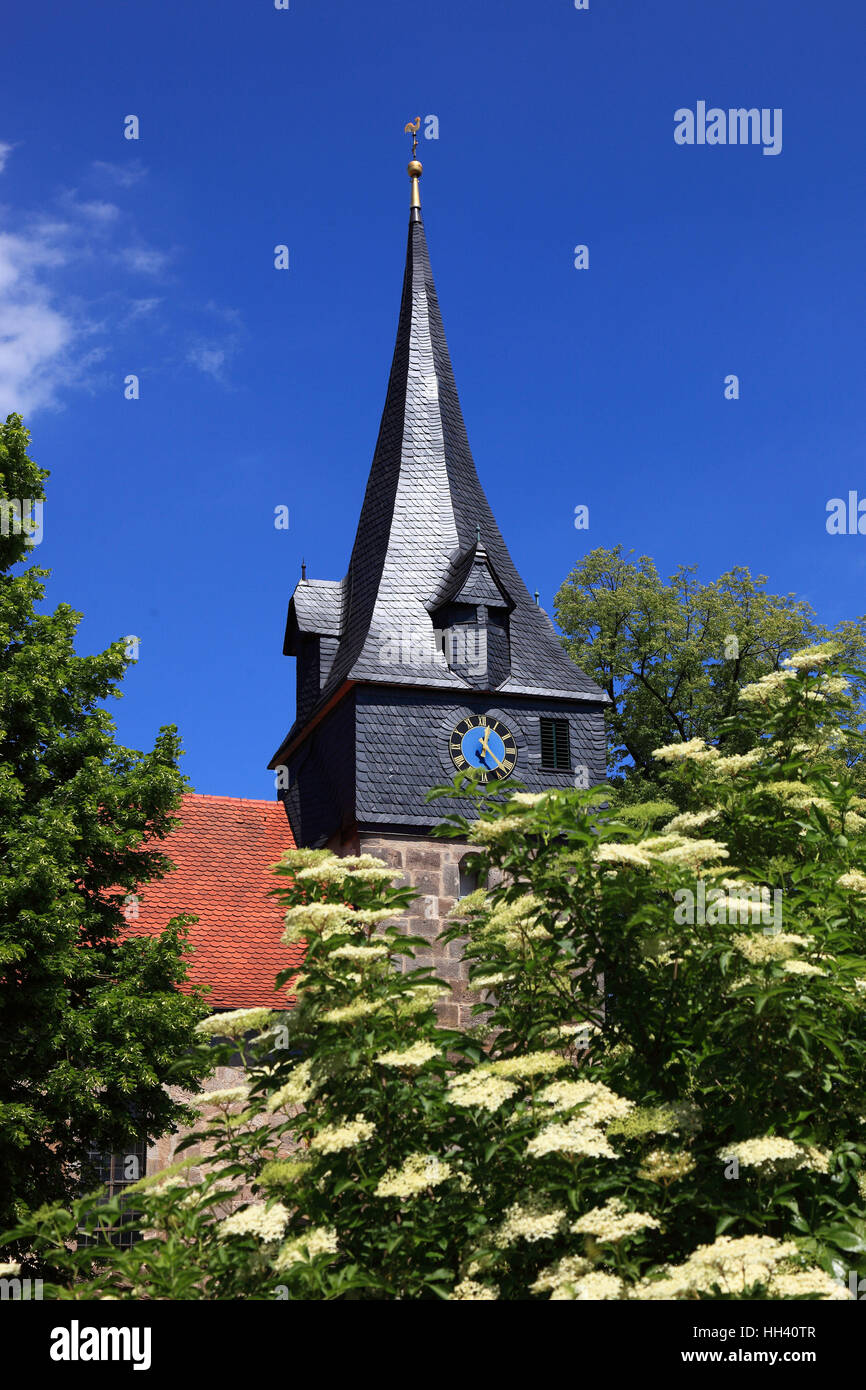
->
[[431, 544, 513, 690], [540, 718, 571, 770]]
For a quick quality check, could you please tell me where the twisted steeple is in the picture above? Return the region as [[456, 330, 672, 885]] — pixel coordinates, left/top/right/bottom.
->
[[271, 141, 603, 769]]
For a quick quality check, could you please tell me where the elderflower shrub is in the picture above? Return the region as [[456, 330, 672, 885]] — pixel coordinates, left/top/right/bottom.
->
[[8, 645, 866, 1300], [218, 1201, 290, 1243], [374, 1152, 452, 1198]]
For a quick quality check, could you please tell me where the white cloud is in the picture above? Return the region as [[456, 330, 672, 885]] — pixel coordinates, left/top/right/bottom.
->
[[91, 159, 148, 188], [120, 244, 171, 276], [59, 190, 120, 223], [0, 143, 243, 414], [187, 341, 228, 379], [125, 296, 162, 320], [0, 227, 78, 415], [0, 142, 14, 174], [184, 303, 245, 382]]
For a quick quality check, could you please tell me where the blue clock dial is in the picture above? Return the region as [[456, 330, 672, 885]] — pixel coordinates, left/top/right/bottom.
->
[[449, 715, 517, 782], [461, 725, 505, 768]]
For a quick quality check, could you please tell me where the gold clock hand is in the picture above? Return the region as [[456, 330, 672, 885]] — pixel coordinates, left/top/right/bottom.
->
[[480, 727, 491, 755]]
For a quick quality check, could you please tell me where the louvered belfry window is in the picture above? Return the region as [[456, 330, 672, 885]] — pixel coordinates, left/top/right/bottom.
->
[[540, 718, 571, 770]]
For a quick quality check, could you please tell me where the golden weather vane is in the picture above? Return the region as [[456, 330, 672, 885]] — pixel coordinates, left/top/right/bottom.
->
[[404, 117, 421, 159], [404, 118, 423, 209]]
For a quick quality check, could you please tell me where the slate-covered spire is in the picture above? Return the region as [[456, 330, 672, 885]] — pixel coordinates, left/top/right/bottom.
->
[[272, 151, 604, 764]]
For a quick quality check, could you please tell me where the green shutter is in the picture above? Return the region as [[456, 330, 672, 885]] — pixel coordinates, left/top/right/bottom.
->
[[540, 718, 571, 770]]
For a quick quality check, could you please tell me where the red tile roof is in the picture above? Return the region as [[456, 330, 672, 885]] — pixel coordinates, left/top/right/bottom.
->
[[127, 793, 300, 1010]]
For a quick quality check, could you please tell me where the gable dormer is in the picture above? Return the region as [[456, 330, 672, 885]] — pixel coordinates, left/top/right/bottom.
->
[[283, 579, 345, 724], [430, 542, 513, 689]]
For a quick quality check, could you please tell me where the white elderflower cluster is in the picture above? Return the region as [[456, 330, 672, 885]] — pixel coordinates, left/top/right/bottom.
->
[[218, 1201, 291, 1243], [293, 857, 341, 882], [526, 1118, 620, 1160], [718, 1137, 829, 1173], [652, 838, 730, 868], [197, 1085, 249, 1108], [374, 1152, 452, 1198], [345, 867, 399, 883], [282, 902, 355, 944], [481, 894, 547, 945], [334, 854, 392, 872], [375, 1041, 440, 1070], [555, 1021, 601, 1043], [781, 960, 826, 977], [397, 984, 447, 1016], [763, 782, 833, 813], [662, 808, 720, 833], [493, 1200, 568, 1248], [509, 791, 552, 807], [551, 1270, 624, 1301], [594, 842, 652, 868], [278, 847, 334, 872], [467, 972, 512, 992], [821, 676, 850, 695], [450, 1279, 499, 1300], [652, 737, 720, 763], [640, 834, 686, 854], [266, 1059, 320, 1113], [309, 1114, 376, 1154], [321, 1000, 383, 1024], [571, 1198, 660, 1244], [330, 943, 390, 963], [473, 815, 526, 842], [530, 1254, 592, 1296], [295, 855, 393, 886], [196, 1007, 274, 1038], [637, 1149, 696, 1183], [838, 870, 866, 893], [768, 1269, 849, 1299], [738, 670, 796, 703], [714, 893, 776, 923], [489, 1051, 571, 1080], [536, 1079, 633, 1125], [272, 1226, 338, 1272], [782, 644, 838, 669], [802, 1146, 832, 1173], [447, 1069, 518, 1114], [448, 887, 489, 919], [732, 932, 808, 965], [635, 1235, 842, 1300], [708, 748, 766, 777], [0, 1261, 20, 1278]]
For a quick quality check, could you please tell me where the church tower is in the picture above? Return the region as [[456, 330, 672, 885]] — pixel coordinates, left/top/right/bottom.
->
[[270, 140, 608, 1026]]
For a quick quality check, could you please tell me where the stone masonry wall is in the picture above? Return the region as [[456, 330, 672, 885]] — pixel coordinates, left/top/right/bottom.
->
[[358, 832, 477, 1030]]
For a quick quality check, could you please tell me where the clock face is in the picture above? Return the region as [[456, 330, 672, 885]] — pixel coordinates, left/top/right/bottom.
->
[[449, 714, 517, 782]]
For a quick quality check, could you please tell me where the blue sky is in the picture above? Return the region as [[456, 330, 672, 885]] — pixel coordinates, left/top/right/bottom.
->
[[3, 0, 865, 798]]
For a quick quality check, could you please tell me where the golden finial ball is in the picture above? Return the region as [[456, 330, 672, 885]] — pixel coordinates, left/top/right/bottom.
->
[[407, 159, 423, 177]]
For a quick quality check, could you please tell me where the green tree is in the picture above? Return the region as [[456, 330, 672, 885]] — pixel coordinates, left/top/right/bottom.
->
[[553, 545, 866, 799], [0, 414, 210, 1238]]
